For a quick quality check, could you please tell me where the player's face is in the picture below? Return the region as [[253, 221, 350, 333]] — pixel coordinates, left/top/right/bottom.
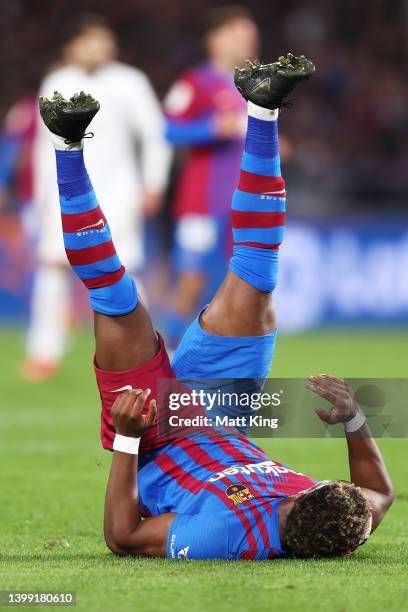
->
[[65, 26, 117, 72], [207, 18, 260, 67]]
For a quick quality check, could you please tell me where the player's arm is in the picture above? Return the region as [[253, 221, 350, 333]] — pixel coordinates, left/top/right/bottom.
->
[[125, 71, 171, 217], [165, 113, 243, 146], [104, 389, 175, 557], [164, 78, 243, 146], [307, 374, 395, 531], [0, 99, 29, 204]]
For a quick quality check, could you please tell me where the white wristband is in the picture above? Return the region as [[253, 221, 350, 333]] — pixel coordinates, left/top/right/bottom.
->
[[344, 409, 366, 433], [113, 434, 141, 455]]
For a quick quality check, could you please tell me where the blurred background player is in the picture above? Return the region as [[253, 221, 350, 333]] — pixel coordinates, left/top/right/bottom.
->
[[0, 96, 37, 225], [0, 96, 38, 328], [23, 14, 171, 381], [163, 6, 259, 345]]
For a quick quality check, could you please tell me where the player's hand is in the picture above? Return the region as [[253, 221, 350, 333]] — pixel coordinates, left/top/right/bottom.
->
[[111, 389, 157, 438], [141, 191, 163, 218], [213, 111, 246, 139], [306, 374, 358, 425]]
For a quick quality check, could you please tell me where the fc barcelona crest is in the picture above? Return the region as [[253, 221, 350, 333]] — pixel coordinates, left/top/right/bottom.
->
[[225, 484, 254, 505]]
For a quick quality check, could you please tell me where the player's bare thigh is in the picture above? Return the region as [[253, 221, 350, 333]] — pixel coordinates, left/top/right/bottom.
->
[[94, 301, 159, 372], [200, 270, 276, 337]]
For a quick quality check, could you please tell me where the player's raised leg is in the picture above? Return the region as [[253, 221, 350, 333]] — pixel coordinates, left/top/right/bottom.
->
[[201, 54, 315, 338], [172, 54, 315, 381], [38, 92, 158, 372]]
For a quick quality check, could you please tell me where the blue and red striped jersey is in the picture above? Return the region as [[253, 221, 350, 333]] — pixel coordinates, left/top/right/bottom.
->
[[138, 434, 315, 560], [164, 62, 246, 219], [0, 96, 37, 204]]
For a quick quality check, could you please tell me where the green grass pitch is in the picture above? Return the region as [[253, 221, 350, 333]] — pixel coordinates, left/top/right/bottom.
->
[[0, 327, 407, 611]]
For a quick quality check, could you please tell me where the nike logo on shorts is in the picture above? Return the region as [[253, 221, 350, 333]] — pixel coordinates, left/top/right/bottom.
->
[[110, 385, 133, 393]]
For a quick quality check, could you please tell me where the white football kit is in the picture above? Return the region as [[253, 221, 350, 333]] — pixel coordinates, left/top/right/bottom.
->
[[27, 61, 171, 364]]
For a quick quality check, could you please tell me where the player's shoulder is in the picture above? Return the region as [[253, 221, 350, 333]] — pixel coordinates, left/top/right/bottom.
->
[[164, 64, 210, 115], [4, 96, 37, 135], [173, 62, 210, 87]]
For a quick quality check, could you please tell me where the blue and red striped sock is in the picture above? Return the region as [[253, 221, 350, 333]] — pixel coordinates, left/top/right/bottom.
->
[[55, 149, 138, 316], [230, 102, 285, 292]]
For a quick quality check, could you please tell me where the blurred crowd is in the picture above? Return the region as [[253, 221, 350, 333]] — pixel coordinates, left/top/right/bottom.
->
[[0, 0, 407, 211]]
